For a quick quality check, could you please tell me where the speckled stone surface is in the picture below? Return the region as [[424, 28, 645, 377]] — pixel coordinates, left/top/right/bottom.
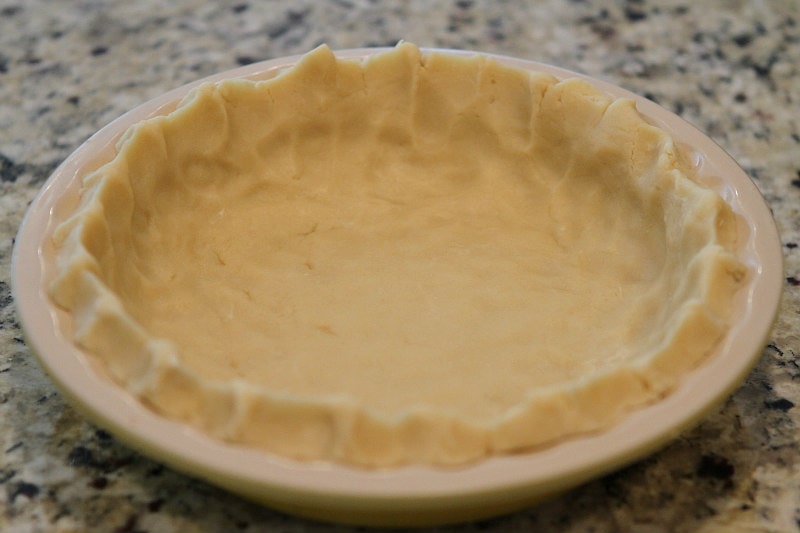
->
[[1, 0, 799, 531]]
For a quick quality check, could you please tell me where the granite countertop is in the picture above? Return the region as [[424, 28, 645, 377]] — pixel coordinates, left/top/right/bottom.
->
[[1, 0, 799, 531]]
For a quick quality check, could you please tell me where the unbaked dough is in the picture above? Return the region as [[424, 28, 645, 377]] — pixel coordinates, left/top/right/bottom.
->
[[50, 43, 747, 467]]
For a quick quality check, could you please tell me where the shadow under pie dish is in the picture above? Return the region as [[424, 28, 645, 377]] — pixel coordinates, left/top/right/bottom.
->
[[13, 43, 781, 525]]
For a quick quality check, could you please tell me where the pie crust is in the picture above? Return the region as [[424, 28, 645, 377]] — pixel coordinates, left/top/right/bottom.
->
[[50, 43, 747, 467]]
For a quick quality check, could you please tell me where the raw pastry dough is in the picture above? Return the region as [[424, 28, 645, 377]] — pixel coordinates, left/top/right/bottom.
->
[[50, 43, 747, 467]]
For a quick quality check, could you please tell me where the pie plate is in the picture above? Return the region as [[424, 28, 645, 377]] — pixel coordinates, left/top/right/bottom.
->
[[11, 48, 783, 527]]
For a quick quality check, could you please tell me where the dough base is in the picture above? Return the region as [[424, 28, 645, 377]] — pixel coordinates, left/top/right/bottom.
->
[[50, 43, 747, 467]]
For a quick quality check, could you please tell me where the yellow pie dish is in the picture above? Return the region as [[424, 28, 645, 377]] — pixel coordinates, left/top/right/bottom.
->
[[12, 45, 781, 525]]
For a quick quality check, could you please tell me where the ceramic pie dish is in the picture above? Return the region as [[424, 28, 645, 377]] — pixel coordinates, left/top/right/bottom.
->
[[12, 45, 782, 526]]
